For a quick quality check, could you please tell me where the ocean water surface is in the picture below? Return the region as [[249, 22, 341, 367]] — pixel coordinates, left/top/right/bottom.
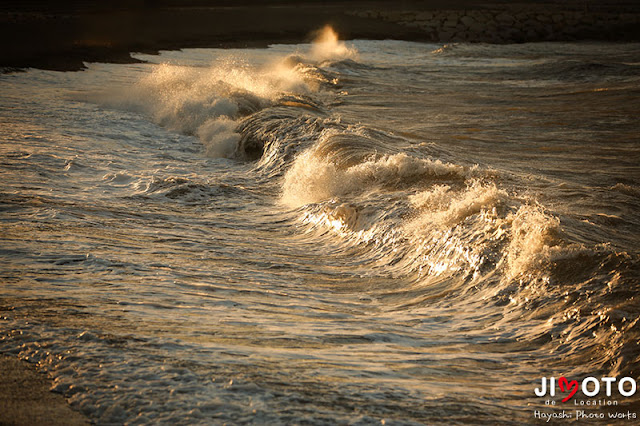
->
[[1, 31, 639, 424]]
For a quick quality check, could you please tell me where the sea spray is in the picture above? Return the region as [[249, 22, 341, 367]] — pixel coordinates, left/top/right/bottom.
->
[[82, 27, 357, 159], [310, 25, 358, 62]]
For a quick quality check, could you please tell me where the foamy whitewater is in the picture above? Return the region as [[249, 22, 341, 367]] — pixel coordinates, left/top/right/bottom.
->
[[1, 30, 639, 423]]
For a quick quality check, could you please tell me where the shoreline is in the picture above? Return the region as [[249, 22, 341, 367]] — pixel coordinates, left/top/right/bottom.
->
[[1, 1, 639, 72]]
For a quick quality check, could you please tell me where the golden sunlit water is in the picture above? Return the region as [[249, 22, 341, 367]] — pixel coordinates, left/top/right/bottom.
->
[[1, 35, 639, 424]]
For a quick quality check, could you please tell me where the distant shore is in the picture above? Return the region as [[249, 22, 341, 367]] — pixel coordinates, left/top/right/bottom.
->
[[1, 0, 639, 72]]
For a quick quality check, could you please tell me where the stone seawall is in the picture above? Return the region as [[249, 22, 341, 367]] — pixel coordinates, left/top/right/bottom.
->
[[348, 7, 640, 43]]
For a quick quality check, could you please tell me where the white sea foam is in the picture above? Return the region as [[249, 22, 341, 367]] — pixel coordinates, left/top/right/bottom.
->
[[408, 183, 562, 281], [126, 61, 299, 157], [408, 181, 507, 228], [196, 117, 242, 158], [282, 139, 469, 208], [506, 203, 561, 279]]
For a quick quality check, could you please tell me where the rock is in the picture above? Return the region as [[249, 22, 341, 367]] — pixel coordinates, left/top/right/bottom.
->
[[460, 15, 475, 27], [364, 5, 640, 44], [438, 30, 455, 41], [505, 27, 525, 43], [415, 11, 433, 21], [421, 24, 438, 33], [444, 17, 459, 28], [496, 12, 515, 25], [536, 14, 551, 23], [469, 22, 486, 34]]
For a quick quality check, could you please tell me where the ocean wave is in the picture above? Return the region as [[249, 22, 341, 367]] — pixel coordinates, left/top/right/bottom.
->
[[85, 32, 640, 379]]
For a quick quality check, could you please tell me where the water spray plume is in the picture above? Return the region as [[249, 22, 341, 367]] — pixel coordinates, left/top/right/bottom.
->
[[310, 25, 357, 61]]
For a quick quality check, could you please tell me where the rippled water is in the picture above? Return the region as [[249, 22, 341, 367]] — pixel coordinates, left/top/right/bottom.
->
[[1, 34, 639, 424]]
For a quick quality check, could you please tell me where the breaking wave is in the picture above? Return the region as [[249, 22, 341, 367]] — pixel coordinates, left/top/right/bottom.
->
[[87, 27, 640, 380]]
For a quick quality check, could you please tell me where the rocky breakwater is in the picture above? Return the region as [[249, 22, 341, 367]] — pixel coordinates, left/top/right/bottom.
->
[[349, 7, 640, 43]]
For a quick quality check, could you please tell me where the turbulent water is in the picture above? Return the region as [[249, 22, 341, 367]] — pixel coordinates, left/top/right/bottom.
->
[[1, 31, 640, 424]]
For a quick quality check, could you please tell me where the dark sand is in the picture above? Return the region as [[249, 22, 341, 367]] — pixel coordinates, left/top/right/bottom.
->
[[0, 355, 89, 425]]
